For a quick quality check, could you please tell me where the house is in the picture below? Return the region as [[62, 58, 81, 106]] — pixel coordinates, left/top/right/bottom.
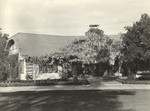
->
[[5, 32, 120, 80], [5, 32, 84, 80]]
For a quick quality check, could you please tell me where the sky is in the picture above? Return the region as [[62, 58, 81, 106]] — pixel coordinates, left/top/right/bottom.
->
[[0, 0, 150, 37]]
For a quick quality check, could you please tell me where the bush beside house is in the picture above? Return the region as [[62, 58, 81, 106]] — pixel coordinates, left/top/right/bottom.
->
[[0, 31, 19, 82]]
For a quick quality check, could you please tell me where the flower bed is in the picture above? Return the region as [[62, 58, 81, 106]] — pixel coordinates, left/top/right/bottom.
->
[[0, 78, 89, 87], [116, 78, 150, 84]]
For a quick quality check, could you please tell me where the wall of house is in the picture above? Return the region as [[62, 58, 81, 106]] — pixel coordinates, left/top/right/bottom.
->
[[19, 59, 27, 80], [9, 44, 19, 55], [26, 62, 39, 80], [18, 54, 39, 80], [8, 42, 40, 80]]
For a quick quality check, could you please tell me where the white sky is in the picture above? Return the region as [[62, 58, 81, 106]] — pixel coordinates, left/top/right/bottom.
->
[[0, 0, 150, 36]]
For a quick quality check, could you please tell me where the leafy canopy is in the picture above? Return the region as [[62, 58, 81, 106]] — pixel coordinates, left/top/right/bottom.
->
[[62, 28, 121, 64], [0, 30, 10, 81], [122, 13, 150, 62]]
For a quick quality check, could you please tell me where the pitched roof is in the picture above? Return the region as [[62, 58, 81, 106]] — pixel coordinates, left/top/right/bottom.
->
[[6, 33, 120, 56], [8, 33, 85, 56], [108, 35, 121, 41]]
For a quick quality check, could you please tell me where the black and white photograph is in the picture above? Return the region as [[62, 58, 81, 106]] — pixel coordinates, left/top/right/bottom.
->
[[0, 0, 150, 111]]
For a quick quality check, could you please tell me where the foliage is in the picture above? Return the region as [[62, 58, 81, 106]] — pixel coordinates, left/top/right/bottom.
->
[[7, 54, 19, 80], [117, 78, 150, 84], [25, 54, 72, 75], [121, 13, 150, 62], [62, 28, 121, 65], [0, 32, 9, 58], [0, 30, 19, 81], [0, 31, 9, 81], [0, 59, 10, 81], [120, 13, 150, 74]]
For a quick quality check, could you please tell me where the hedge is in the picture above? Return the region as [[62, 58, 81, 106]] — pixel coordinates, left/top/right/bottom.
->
[[116, 78, 150, 84], [0, 79, 89, 87]]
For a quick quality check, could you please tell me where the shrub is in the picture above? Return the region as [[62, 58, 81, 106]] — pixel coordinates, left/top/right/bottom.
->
[[73, 75, 78, 82], [79, 79, 89, 85], [127, 75, 136, 80], [0, 77, 89, 87]]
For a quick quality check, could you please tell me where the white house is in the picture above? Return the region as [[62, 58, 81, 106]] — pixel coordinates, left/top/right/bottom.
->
[[5, 32, 120, 80], [5, 32, 84, 80]]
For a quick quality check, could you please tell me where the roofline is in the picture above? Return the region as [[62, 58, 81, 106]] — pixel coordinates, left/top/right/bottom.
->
[[9, 32, 121, 38], [10, 32, 85, 38], [8, 32, 21, 40]]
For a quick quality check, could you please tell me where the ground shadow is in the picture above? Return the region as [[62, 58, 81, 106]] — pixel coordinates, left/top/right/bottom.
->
[[0, 90, 136, 111]]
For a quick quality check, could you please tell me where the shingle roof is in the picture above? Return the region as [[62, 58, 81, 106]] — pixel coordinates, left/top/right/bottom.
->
[[6, 32, 120, 56], [8, 33, 85, 56], [108, 35, 121, 41]]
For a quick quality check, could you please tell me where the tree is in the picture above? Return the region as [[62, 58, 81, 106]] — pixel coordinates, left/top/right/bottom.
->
[[61, 27, 121, 76], [121, 13, 150, 74], [62, 28, 121, 64], [0, 29, 10, 81], [62, 28, 110, 64], [0, 32, 9, 58]]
